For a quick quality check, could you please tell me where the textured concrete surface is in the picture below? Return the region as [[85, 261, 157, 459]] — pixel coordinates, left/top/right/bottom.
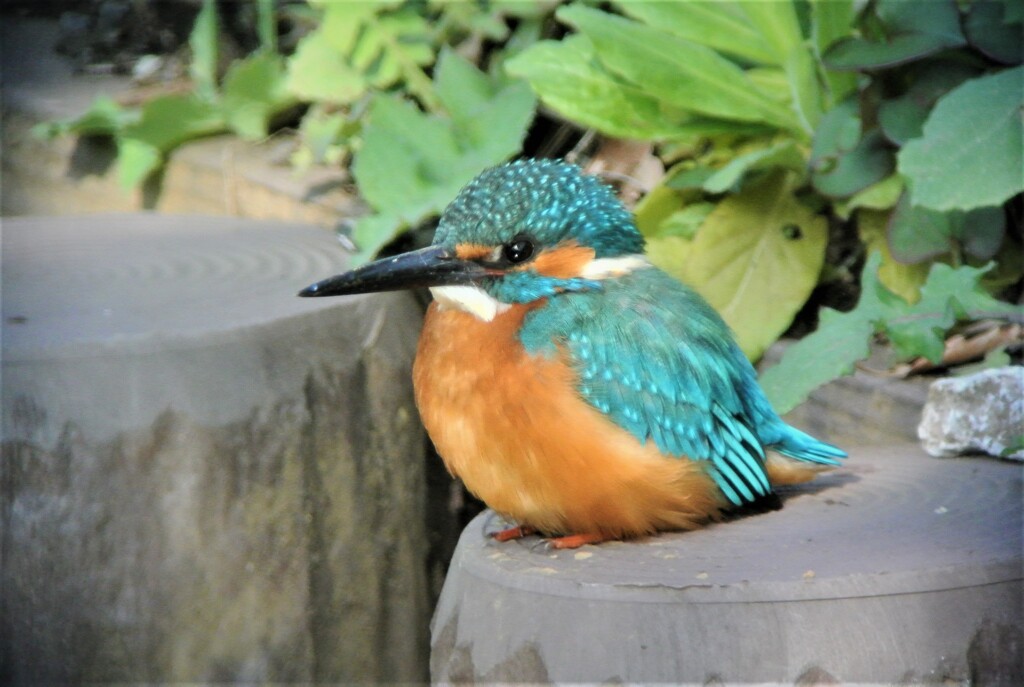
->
[[432, 445, 1022, 684], [1, 215, 430, 683], [919, 367, 1024, 460]]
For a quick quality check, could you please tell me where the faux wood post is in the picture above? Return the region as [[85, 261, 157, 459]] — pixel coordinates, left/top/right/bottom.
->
[[431, 445, 1022, 684], [1, 215, 430, 683]]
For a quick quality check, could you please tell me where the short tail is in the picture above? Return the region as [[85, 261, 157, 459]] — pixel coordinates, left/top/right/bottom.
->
[[765, 424, 846, 465]]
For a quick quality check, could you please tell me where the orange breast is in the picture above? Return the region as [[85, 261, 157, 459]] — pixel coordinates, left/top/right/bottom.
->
[[412, 301, 726, 539]]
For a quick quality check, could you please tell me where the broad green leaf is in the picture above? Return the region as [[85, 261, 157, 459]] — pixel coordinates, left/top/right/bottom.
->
[[351, 9, 438, 109], [702, 141, 807, 194], [117, 138, 162, 189], [858, 208, 927, 303], [812, 128, 895, 199], [615, 1, 778, 65], [877, 0, 964, 43], [350, 212, 409, 266], [824, 33, 960, 70], [505, 36, 687, 140], [878, 60, 980, 145], [825, 0, 965, 70], [810, 0, 857, 102], [658, 203, 715, 240], [286, 28, 367, 103], [435, 48, 496, 122], [33, 97, 136, 139], [558, 4, 801, 133], [738, 0, 803, 63], [221, 51, 294, 140], [898, 67, 1024, 212], [256, 0, 276, 53], [834, 174, 904, 219], [783, 45, 824, 133], [291, 105, 350, 170], [351, 61, 535, 261], [189, 0, 219, 101], [759, 252, 887, 413], [634, 184, 684, 237], [887, 192, 954, 263], [760, 253, 1012, 413], [122, 94, 224, 153], [646, 235, 694, 280], [682, 170, 828, 360], [890, 201, 1007, 264], [885, 261, 1007, 362]]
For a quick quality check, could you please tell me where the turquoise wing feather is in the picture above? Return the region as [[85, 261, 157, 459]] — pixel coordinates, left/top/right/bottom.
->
[[520, 267, 842, 506]]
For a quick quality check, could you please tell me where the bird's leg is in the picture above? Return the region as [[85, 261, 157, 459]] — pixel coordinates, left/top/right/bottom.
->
[[545, 532, 609, 549], [491, 524, 538, 542]]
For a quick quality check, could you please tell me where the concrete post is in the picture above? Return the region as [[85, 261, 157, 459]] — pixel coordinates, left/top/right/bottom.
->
[[1, 215, 430, 682]]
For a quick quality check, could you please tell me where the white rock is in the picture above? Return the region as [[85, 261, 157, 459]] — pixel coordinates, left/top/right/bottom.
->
[[918, 366, 1024, 460]]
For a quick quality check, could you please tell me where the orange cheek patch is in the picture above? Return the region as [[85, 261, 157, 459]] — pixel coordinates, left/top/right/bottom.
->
[[531, 241, 596, 279], [455, 243, 494, 260]]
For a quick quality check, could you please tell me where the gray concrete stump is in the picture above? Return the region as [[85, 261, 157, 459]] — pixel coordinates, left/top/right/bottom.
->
[[1, 215, 429, 683], [432, 445, 1022, 684]]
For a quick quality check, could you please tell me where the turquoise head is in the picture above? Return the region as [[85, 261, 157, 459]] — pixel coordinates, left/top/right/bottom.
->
[[299, 159, 646, 310]]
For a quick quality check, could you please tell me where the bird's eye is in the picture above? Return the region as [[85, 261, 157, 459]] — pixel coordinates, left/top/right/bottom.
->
[[502, 236, 535, 264]]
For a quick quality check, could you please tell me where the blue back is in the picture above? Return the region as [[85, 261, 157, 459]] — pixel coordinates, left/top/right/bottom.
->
[[520, 266, 844, 506]]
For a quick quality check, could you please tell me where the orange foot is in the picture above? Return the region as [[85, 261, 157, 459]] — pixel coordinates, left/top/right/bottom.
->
[[546, 532, 610, 549], [492, 525, 538, 542]]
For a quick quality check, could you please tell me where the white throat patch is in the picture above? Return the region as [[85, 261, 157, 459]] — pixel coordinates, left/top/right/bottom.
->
[[430, 285, 510, 322]]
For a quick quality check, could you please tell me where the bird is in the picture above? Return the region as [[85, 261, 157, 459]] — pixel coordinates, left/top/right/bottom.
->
[[299, 159, 846, 549]]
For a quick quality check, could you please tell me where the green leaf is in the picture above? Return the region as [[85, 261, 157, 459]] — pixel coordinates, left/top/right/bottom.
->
[[883, 192, 1010, 264], [702, 141, 807, 194], [291, 105, 351, 170], [352, 8, 438, 109], [505, 35, 686, 140], [117, 138, 162, 189], [812, 129, 895, 198], [858, 208, 928, 303], [123, 93, 224, 153], [256, 0, 277, 53], [759, 252, 887, 413], [824, 0, 966, 70], [811, 95, 894, 198], [659, 203, 715, 240], [681, 170, 828, 361], [810, 0, 857, 102], [885, 261, 1008, 362], [117, 94, 225, 188], [33, 96, 136, 139], [634, 184, 685, 237], [759, 252, 1013, 413], [834, 174, 904, 219], [221, 51, 294, 140], [898, 67, 1024, 212], [646, 235, 694, 281], [738, 0, 804, 63], [614, 1, 778, 65], [286, 28, 367, 103], [285, 2, 436, 108], [351, 61, 535, 261], [558, 4, 802, 133], [189, 0, 219, 100], [878, 60, 980, 145]]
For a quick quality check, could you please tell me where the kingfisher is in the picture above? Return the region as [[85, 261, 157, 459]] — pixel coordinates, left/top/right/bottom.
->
[[299, 159, 845, 549]]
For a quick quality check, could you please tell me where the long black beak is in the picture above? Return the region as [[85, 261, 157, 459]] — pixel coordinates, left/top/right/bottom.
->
[[298, 245, 492, 297]]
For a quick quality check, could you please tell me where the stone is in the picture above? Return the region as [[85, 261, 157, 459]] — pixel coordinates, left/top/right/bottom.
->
[[431, 445, 1022, 684], [1, 215, 430, 683], [918, 367, 1024, 460]]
